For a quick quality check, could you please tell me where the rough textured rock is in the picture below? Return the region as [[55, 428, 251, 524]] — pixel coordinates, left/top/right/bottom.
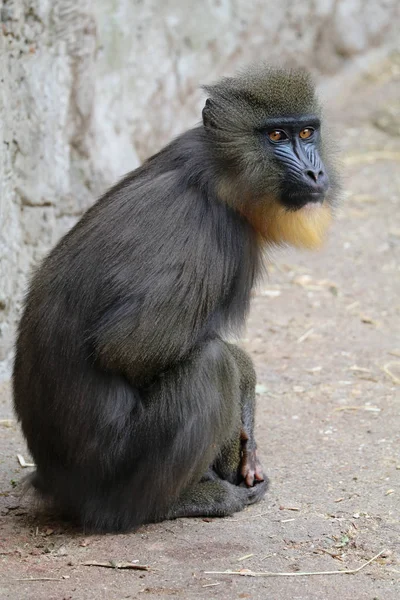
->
[[1, 0, 399, 377]]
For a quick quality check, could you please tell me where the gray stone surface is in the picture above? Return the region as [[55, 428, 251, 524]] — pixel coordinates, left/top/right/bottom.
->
[[1, 0, 400, 377]]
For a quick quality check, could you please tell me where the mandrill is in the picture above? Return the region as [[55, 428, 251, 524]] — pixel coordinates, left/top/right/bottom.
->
[[13, 65, 339, 532]]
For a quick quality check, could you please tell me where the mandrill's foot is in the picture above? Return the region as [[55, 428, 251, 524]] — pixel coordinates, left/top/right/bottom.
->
[[240, 431, 265, 487], [165, 477, 268, 521]]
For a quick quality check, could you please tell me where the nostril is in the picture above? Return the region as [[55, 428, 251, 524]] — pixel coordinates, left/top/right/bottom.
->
[[306, 169, 324, 183]]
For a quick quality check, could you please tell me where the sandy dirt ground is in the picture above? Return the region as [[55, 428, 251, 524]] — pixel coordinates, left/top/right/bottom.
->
[[1, 55, 399, 600]]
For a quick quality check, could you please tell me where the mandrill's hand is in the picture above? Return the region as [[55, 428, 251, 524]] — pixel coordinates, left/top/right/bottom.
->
[[240, 435, 265, 487]]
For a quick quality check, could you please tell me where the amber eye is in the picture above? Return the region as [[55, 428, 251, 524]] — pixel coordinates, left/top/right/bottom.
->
[[299, 127, 314, 140], [268, 130, 287, 142]]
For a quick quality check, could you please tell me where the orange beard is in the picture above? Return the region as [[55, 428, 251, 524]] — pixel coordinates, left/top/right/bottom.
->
[[248, 200, 332, 250]]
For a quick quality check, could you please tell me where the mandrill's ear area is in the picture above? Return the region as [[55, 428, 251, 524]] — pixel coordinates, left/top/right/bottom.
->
[[202, 98, 218, 129]]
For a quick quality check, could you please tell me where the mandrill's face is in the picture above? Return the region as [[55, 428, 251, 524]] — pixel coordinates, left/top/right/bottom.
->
[[262, 114, 330, 210]]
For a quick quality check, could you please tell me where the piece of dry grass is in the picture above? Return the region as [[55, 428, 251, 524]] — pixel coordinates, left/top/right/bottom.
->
[[381, 362, 400, 385], [205, 550, 386, 578], [297, 328, 314, 344], [17, 454, 35, 468], [237, 554, 254, 561], [346, 301, 360, 311], [13, 577, 65, 581], [83, 561, 149, 571], [334, 405, 380, 413], [349, 365, 371, 373]]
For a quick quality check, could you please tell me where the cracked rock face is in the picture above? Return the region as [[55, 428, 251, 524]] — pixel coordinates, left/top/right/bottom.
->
[[1, 0, 399, 376]]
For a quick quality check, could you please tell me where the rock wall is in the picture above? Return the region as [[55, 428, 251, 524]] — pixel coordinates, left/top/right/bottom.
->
[[1, 0, 399, 377]]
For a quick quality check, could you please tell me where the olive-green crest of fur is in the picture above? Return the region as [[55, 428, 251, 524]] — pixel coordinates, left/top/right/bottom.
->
[[203, 64, 320, 135]]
